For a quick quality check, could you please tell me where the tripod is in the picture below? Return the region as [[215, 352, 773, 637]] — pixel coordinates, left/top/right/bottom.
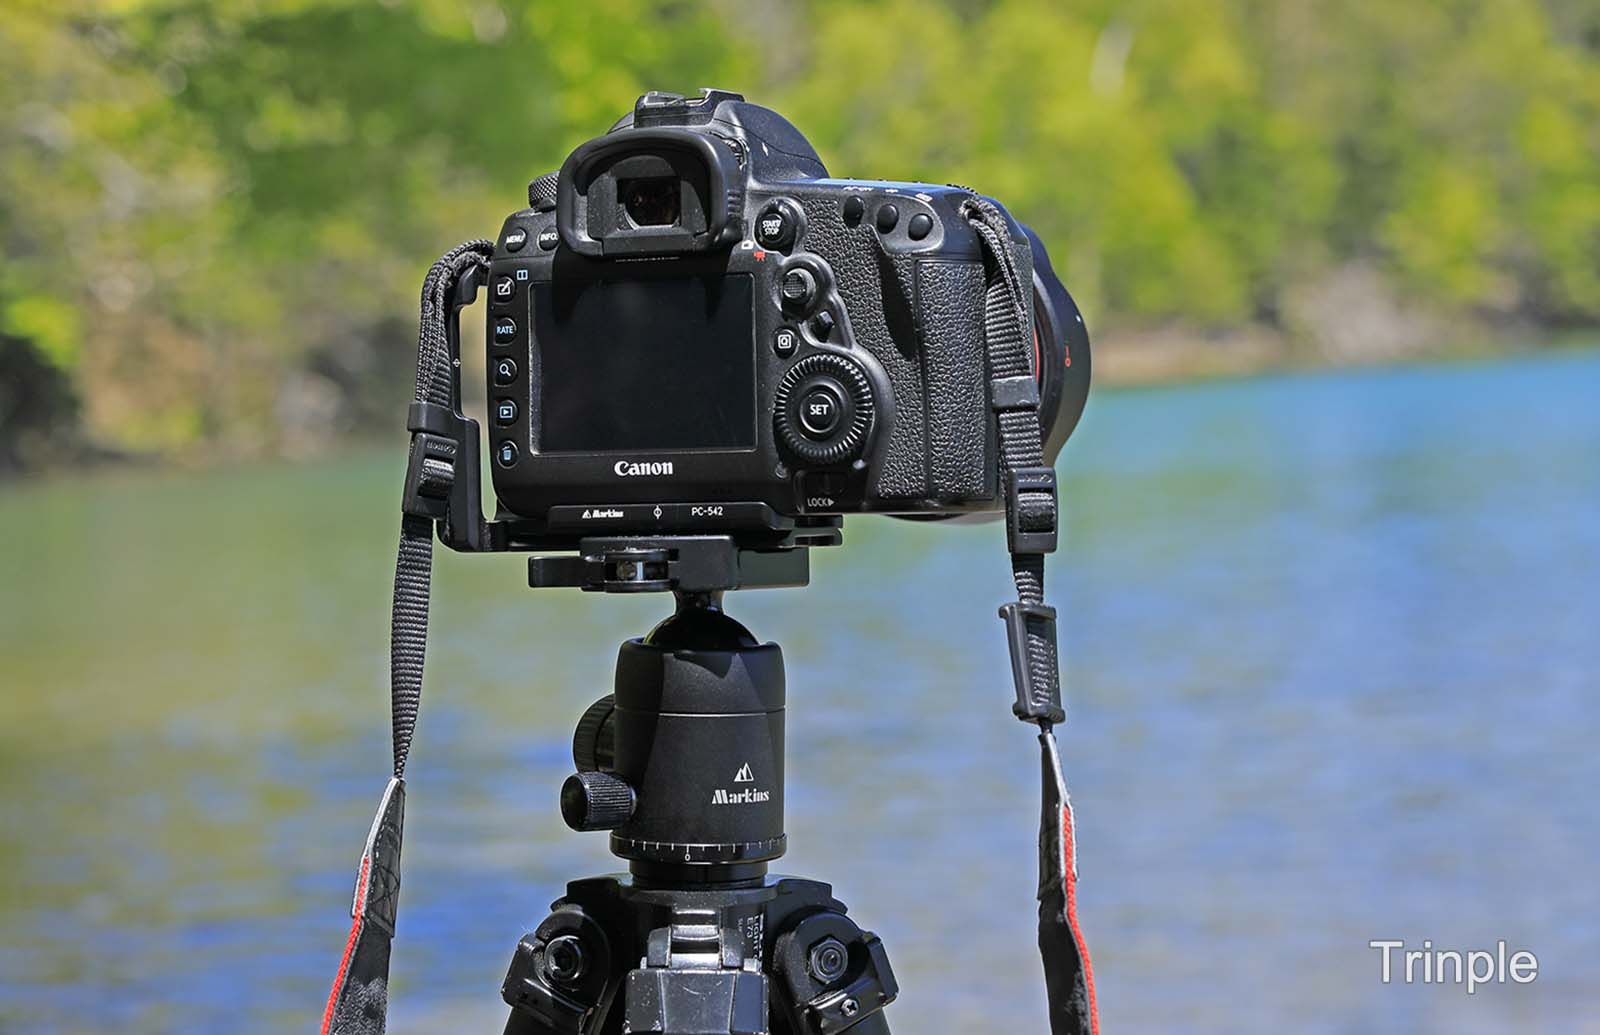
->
[[500, 582, 897, 1035]]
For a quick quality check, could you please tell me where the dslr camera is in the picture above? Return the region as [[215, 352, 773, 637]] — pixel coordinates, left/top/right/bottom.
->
[[333, 89, 1103, 1035], [480, 88, 1088, 541]]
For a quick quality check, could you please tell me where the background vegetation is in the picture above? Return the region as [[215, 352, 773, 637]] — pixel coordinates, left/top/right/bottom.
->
[[3, 0, 1598, 470]]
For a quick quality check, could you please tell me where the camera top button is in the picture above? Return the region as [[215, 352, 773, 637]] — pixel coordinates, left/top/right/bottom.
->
[[907, 213, 934, 240], [842, 196, 866, 226], [875, 203, 899, 232], [756, 201, 797, 250]]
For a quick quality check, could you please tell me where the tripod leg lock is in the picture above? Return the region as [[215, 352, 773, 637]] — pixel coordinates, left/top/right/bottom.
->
[[774, 912, 899, 1035], [502, 907, 613, 1035]]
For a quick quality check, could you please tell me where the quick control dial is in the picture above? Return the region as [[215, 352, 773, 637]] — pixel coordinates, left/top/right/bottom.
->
[[774, 353, 875, 466]]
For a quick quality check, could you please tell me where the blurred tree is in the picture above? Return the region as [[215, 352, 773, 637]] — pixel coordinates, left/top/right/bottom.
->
[[0, 0, 1595, 469]]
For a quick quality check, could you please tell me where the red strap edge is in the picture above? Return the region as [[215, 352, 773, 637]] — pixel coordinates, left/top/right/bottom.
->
[[320, 855, 371, 1035], [1060, 802, 1100, 1035]]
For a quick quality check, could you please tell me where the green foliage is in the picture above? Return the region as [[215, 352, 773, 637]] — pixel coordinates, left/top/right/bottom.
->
[[1, 0, 1596, 463]]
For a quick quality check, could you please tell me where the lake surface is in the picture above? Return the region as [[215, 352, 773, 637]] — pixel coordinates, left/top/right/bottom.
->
[[2, 351, 1597, 1034]]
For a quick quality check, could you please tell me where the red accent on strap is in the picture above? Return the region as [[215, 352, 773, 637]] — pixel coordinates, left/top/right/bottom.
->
[[320, 856, 371, 1035], [1061, 804, 1100, 1035]]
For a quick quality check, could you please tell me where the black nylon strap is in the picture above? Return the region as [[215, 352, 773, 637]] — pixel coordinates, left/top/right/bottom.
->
[[322, 242, 492, 1035], [962, 194, 1100, 1035], [391, 240, 494, 778], [961, 198, 1064, 722]]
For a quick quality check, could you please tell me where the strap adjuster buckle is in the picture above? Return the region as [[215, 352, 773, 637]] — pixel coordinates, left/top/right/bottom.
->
[[999, 602, 1064, 724], [402, 402, 458, 520], [1004, 465, 1058, 555], [990, 374, 1040, 413]]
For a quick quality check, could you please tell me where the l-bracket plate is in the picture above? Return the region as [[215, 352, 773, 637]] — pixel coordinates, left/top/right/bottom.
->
[[528, 535, 816, 594]]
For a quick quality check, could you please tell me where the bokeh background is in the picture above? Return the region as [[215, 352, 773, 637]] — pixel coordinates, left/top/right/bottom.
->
[[2, 3, 1597, 1034]]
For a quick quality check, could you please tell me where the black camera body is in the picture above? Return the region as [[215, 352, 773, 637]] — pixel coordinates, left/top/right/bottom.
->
[[484, 89, 1087, 541]]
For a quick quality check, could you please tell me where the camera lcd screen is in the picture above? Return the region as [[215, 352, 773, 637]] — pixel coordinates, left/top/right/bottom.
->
[[533, 274, 756, 453]]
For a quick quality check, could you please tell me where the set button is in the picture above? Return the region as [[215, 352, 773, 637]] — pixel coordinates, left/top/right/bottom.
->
[[493, 316, 518, 344], [798, 385, 844, 439], [492, 357, 519, 385]]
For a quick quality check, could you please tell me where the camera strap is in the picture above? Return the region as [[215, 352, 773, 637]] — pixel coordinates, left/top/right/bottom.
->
[[322, 216, 1098, 1035], [961, 193, 1100, 1035], [320, 240, 494, 1035]]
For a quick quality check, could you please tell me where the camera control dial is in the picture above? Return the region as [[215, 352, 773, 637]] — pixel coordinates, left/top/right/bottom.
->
[[774, 354, 875, 466]]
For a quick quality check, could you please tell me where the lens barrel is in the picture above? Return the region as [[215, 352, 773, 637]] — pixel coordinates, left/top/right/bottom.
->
[[1019, 225, 1091, 465]]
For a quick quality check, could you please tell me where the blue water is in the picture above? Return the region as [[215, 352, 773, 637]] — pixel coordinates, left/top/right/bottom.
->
[[1, 351, 1596, 1033]]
